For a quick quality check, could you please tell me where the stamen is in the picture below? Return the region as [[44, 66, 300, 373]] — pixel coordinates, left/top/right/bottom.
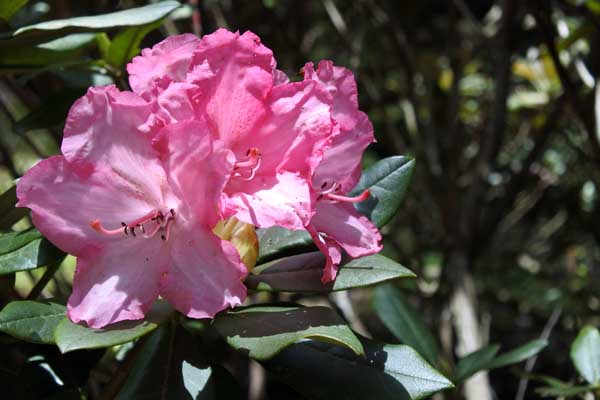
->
[[162, 217, 175, 242], [90, 219, 123, 236], [320, 182, 340, 195], [233, 148, 261, 180], [326, 189, 371, 203], [125, 210, 159, 228], [143, 222, 162, 239]]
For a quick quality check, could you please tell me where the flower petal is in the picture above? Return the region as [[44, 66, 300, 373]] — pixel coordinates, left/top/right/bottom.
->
[[17, 156, 164, 256], [127, 33, 201, 97], [160, 226, 246, 319], [159, 119, 234, 226], [307, 225, 343, 283], [304, 61, 375, 191], [233, 80, 333, 177], [191, 29, 275, 150], [311, 201, 382, 258], [67, 239, 168, 328], [62, 85, 168, 206], [224, 171, 313, 230]]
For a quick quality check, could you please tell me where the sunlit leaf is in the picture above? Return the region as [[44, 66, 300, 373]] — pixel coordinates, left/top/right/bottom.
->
[[246, 251, 414, 292], [54, 301, 172, 353], [0, 1, 181, 48], [0, 228, 64, 275], [213, 305, 363, 360], [264, 338, 453, 400], [0, 300, 65, 344], [570, 325, 600, 384], [351, 156, 415, 228], [373, 284, 439, 365]]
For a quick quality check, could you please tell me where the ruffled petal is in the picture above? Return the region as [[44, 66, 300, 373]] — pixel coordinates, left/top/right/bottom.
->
[[62, 85, 168, 206], [67, 239, 168, 328], [160, 226, 247, 319], [190, 29, 275, 150], [234, 80, 333, 177], [311, 201, 382, 258], [17, 156, 165, 256], [304, 61, 375, 191], [127, 33, 201, 97], [159, 119, 235, 227], [224, 171, 313, 230]]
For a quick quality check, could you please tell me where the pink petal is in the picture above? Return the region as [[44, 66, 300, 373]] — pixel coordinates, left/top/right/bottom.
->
[[304, 61, 375, 191], [273, 69, 289, 85], [307, 225, 343, 283], [127, 34, 201, 97], [160, 226, 246, 319], [62, 85, 168, 206], [311, 201, 382, 258], [67, 239, 168, 328], [17, 156, 164, 256], [191, 29, 275, 150], [159, 119, 235, 227], [233, 80, 334, 177], [224, 171, 313, 230]]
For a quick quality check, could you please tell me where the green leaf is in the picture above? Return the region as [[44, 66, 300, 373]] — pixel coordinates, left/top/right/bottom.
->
[[0, 186, 28, 229], [455, 344, 500, 381], [213, 305, 363, 360], [0, 33, 96, 67], [264, 338, 453, 400], [246, 251, 415, 293], [0, 1, 181, 48], [54, 301, 172, 353], [116, 323, 233, 400], [105, 20, 163, 68], [256, 226, 314, 263], [0, 0, 28, 22], [0, 228, 65, 275], [0, 300, 65, 344], [537, 385, 596, 397], [487, 339, 548, 369], [373, 284, 439, 365], [570, 325, 600, 384], [350, 156, 415, 228]]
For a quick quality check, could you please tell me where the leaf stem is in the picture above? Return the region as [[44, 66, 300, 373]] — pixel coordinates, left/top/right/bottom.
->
[[26, 258, 64, 300]]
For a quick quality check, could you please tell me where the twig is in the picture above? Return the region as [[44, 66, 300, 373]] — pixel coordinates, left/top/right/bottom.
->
[[26, 259, 63, 300], [514, 306, 562, 400]]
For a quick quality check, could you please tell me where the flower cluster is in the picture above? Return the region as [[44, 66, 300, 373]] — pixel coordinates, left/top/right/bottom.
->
[[16, 29, 381, 328]]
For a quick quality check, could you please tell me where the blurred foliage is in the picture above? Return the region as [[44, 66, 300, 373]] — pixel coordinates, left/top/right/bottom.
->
[[0, 0, 599, 399]]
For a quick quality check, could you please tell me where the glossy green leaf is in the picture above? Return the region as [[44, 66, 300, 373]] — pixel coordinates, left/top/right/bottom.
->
[[0, 33, 96, 67], [350, 156, 415, 228], [0, 228, 64, 275], [105, 20, 163, 68], [0, 1, 181, 48], [487, 339, 548, 369], [256, 226, 314, 263], [0, 185, 28, 229], [570, 325, 600, 384], [0, 0, 28, 22], [116, 323, 230, 400], [246, 251, 414, 293], [373, 284, 439, 365], [264, 338, 453, 400], [455, 344, 500, 381], [54, 301, 172, 353], [213, 305, 363, 360], [0, 300, 65, 344]]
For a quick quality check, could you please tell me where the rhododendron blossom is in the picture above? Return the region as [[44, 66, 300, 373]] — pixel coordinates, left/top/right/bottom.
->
[[127, 29, 382, 283], [17, 86, 247, 328]]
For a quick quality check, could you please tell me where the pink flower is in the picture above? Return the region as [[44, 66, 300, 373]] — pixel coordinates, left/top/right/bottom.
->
[[128, 30, 333, 232], [303, 61, 382, 282], [127, 30, 382, 283], [17, 85, 247, 328]]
